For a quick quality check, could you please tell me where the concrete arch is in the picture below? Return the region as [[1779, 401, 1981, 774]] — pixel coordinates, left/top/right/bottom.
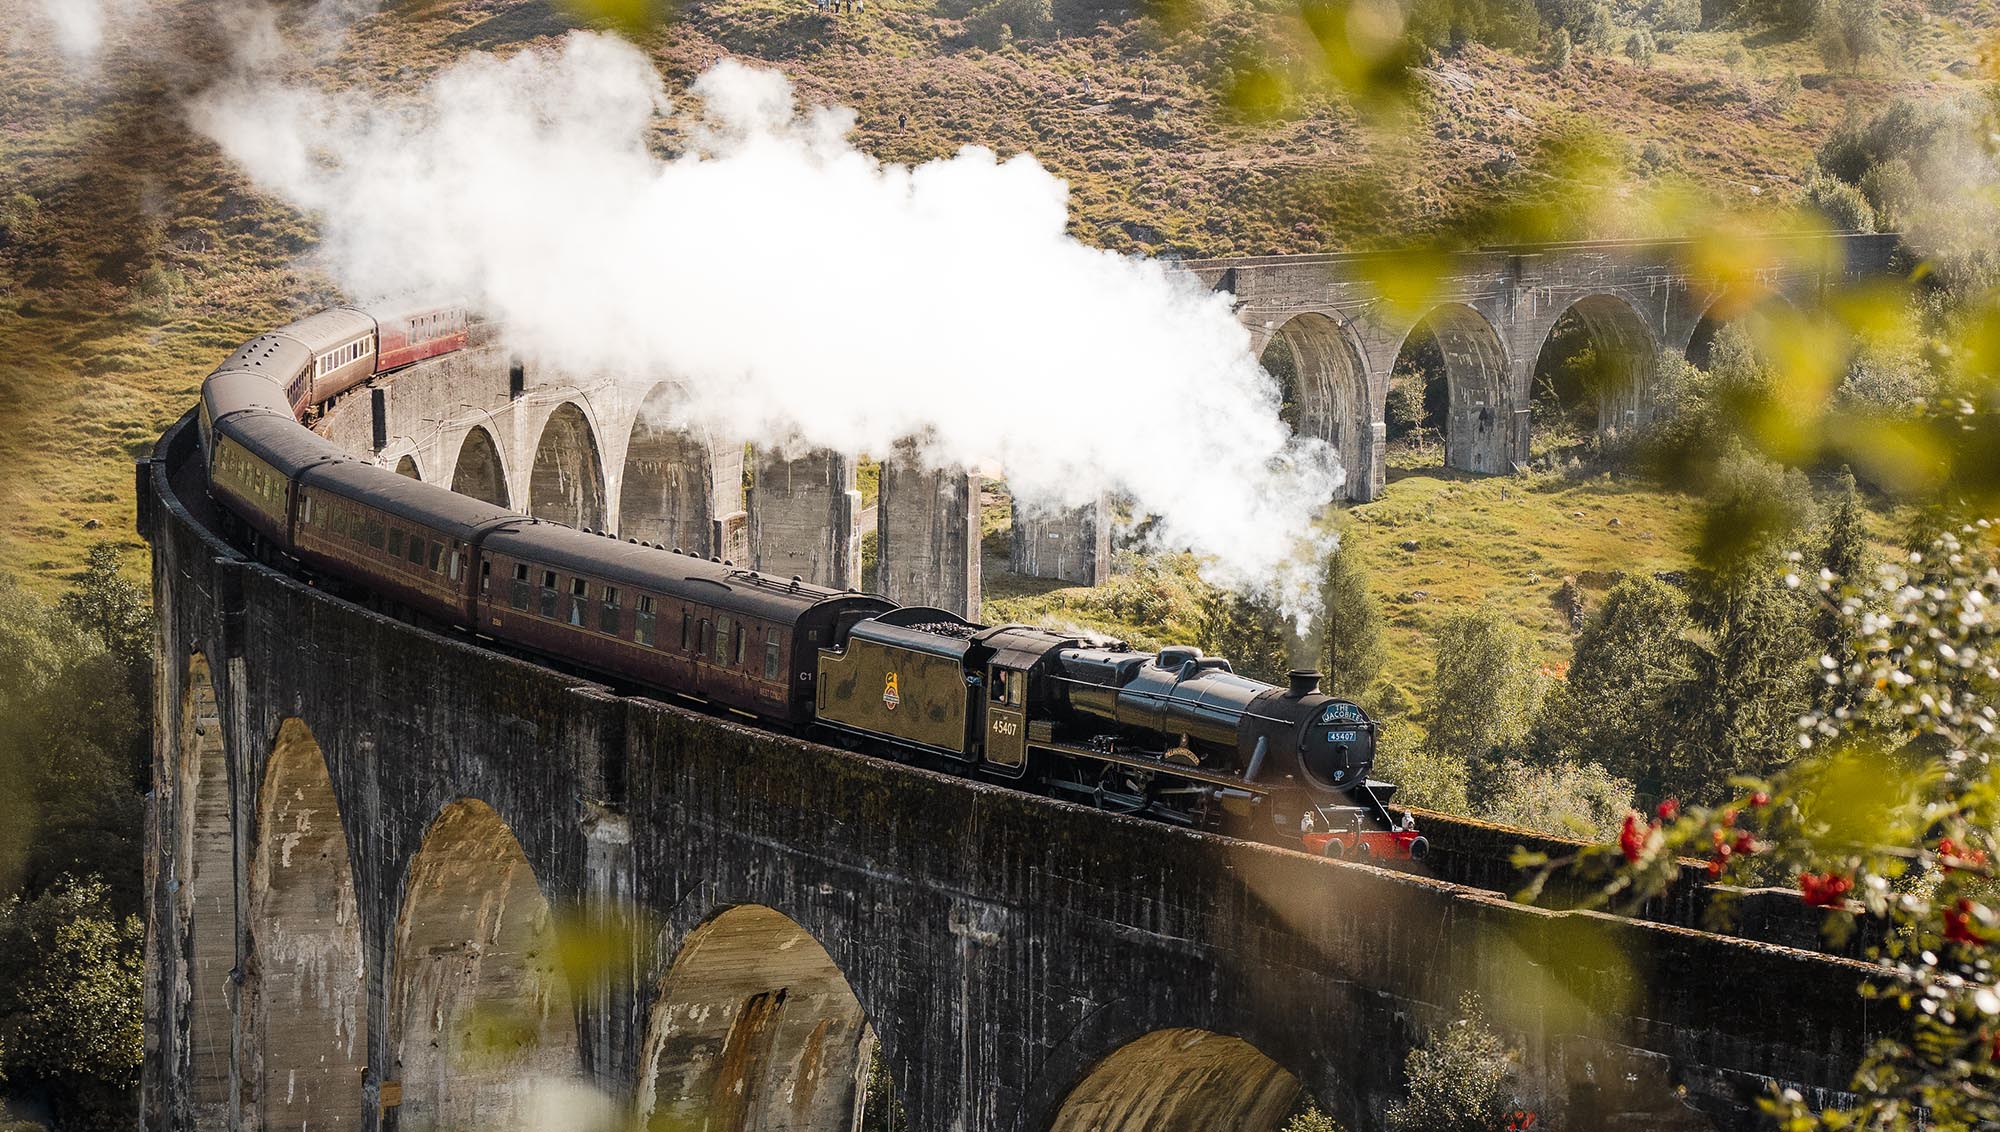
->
[[619, 383, 716, 554], [449, 425, 511, 509], [388, 798, 580, 1132], [529, 402, 608, 530], [177, 652, 236, 1127], [1261, 312, 1379, 502], [637, 903, 885, 1132], [1534, 294, 1659, 437], [1046, 1028, 1302, 1132], [249, 719, 365, 1131], [394, 454, 421, 481], [1394, 304, 1513, 474]]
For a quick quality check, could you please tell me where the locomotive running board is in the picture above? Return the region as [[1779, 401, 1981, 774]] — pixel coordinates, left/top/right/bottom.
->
[[1030, 741, 1271, 797]]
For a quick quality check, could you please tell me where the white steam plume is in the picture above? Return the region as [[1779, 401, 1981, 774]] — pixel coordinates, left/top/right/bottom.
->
[[191, 33, 1343, 618], [28, 0, 136, 61]]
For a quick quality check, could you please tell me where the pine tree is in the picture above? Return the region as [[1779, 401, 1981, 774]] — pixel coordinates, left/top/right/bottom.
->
[[1318, 546, 1385, 699], [1534, 575, 1697, 792]]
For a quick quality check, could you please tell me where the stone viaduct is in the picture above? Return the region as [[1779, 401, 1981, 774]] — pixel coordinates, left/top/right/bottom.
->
[[330, 233, 1897, 621], [141, 234, 1902, 1132]]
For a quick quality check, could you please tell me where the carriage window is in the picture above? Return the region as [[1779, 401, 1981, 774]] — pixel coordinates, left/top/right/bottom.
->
[[509, 563, 529, 610], [568, 578, 587, 626], [764, 633, 781, 680], [539, 571, 558, 619], [366, 519, 383, 549], [681, 610, 692, 651], [449, 550, 463, 582], [407, 535, 425, 565], [476, 557, 489, 591], [429, 543, 445, 573], [600, 586, 620, 634], [387, 527, 404, 557], [716, 616, 732, 663], [733, 624, 745, 666], [635, 595, 656, 646], [700, 618, 712, 657]]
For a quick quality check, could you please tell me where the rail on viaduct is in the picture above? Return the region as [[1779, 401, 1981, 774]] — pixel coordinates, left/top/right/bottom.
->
[[141, 240, 1896, 1131], [335, 233, 1897, 620]]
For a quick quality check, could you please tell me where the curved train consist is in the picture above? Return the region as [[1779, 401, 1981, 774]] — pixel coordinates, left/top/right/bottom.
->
[[196, 306, 1422, 856]]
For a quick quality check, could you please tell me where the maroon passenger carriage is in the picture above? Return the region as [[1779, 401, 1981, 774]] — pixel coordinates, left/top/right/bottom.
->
[[195, 305, 1415, 848]]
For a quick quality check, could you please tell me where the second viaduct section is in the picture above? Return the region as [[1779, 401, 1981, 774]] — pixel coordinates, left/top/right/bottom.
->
[[332, 233, 1897, 621]]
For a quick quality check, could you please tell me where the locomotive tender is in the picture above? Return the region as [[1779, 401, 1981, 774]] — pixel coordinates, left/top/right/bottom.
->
[[195, 306, 1417, 851]]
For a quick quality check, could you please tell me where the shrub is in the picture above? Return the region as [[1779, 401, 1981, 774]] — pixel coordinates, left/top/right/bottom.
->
[[1384, 995, 1519, 1132], [1477, 758, 1635, 838], [965, 0, 1051, 47], [1374, 720, 1471, 814], [1803, 166, 1877, 231]]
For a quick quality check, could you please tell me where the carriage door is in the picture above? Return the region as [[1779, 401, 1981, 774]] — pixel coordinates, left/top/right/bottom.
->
[[985, 666, 1028, 771]]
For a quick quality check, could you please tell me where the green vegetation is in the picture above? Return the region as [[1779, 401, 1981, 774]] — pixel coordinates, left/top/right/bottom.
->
[[1384, 995, 1524, 1132], [0, 546, 150, 1128]]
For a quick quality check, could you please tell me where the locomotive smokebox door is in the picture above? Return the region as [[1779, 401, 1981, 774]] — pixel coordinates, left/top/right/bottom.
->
[[985, 665, 1028, 770]]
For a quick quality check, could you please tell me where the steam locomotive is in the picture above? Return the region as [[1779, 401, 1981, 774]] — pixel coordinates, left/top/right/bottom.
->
[[195, 306, 1420, 854]]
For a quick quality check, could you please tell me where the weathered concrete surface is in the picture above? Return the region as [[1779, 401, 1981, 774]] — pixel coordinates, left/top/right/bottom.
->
[[876, 447, 981, 619], [1010, 497, 1111, 587], [145, 409, 1881, 1132], [748, 447, 860, 586]]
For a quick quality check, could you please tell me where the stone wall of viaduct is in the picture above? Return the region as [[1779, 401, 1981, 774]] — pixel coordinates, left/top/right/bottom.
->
[[321, 234, 1898, 619], [144, 407, 1881, 1132]]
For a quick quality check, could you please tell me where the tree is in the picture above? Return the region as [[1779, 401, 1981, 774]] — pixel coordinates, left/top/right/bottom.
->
[[1385, 994, 1519, 1132], [1815, 0, 1883, 71], [58, 543, 149, 679], [1533, 575, 1697, 790], [1196, 590, 1292, 684], [0, 877, 144, 1130], [1318, 546, 1385, 698], [1423, 611, 1543, 769], [1624, 29, 1656, 65], [1542, 27, 1573, 70], [1650, 0, 1700, 32]]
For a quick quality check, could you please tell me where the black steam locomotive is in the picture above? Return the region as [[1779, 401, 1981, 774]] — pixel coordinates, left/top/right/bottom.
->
[[195, 307, 1415, 849]]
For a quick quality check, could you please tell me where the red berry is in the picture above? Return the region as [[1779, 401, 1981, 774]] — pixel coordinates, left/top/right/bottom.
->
[[1656, 798, 1680, 822], [1619, 812, 1646, 864]]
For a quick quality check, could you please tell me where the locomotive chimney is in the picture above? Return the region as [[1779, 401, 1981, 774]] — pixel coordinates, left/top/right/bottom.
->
[[1286, 669, 1321, 698]]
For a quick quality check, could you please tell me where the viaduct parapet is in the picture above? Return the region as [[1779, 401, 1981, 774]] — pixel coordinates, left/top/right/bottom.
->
[[144, 395, 1881, 1132]]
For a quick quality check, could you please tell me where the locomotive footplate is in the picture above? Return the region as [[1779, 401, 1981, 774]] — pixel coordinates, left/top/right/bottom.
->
[[1030, 739, 1270, 797]]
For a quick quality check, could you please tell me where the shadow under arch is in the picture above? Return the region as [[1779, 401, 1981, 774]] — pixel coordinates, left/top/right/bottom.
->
[[619, 382, 716, 554], [449, 425, 511, 509], [530, 401, 608, 530], [1685, 290, 1798, 370], [1532, 293, 1659, 438], [637, 903, 891, 1132], [388, 797, 581, 1132], [1392, 304, 1513, 474], [177, 652, 235, 1126], [394, 454, 422, 480], [1260, 312, 1377, 502], [1046, 1028, 1302, 1132], [249, 718, 366, 1130]]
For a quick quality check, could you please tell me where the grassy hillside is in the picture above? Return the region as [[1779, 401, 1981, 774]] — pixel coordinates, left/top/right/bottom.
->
[[0, 0, 1970, 620]]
